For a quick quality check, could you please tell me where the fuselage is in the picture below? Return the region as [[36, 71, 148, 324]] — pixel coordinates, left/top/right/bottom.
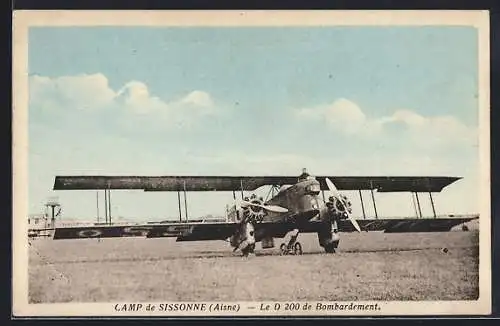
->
[[226, 175, 328, 225], [225, 174, 340, 254], [265, 176, 328, 224]]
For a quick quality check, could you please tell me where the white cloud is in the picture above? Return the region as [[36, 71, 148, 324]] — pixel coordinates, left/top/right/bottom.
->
[[324, 98, 367, 133], [294, 98, 477, 149], [384, 109, 426, 127], [296, 98, 380, 136], [177, 90, 214, 108], [380, 109, 477, 148], [30, 73, 116, 112], [115, 80, 168, 115], [30, 73, 217, 123]]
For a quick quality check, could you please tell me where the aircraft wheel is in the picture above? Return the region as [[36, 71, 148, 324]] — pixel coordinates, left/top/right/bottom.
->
[[294, 242, 303, 255], [280, 243, 288, 255], [241, 244, 255, 257]]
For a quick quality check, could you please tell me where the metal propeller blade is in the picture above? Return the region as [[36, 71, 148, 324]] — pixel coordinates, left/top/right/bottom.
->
[[345, 211, 362, 233], [325, 178, 361, 232], [258, 203, 288, 213], [325, 177, 341, 196]]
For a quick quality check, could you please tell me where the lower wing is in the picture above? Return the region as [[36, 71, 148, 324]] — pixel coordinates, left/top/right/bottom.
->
[[337, 215, 479, 233], [49, 215, 478, 240], [52, 222, 239, 241], [51, 221, 283, 241]]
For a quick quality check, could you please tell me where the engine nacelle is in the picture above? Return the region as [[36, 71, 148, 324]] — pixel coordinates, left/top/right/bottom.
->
[[241, 195, 266, 223], [261, 237, 275, 249], [226, 194, 267, 223], [326, 195, 352, 220]]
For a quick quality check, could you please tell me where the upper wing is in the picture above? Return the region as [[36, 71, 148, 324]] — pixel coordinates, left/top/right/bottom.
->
[[315, 176, 461, 192], [337, 215, 479, 233], [53, 176, 296, 191], [54, 175, 460, 192], [52, 221, 239, 241]]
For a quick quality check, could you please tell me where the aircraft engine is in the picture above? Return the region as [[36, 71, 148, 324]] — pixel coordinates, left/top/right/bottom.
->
[[261, 236, 275, 249], [326, 194, 352, 220], [241, 195, 266, 223]]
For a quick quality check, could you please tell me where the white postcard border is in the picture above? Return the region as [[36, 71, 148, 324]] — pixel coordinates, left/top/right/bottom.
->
[[12, 10, 491, 317]]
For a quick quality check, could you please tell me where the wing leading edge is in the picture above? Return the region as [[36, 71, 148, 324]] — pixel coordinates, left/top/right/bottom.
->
[[53, 175, 461, 193]]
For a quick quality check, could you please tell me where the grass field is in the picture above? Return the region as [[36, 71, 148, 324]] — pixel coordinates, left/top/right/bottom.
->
[[28, 231, 479, 303]]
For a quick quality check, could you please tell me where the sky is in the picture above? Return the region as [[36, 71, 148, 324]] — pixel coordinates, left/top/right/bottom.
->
[[27, 26, 480, 221]]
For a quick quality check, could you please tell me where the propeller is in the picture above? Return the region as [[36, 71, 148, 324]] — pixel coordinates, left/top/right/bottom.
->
[[236, 199, 288, 213], [325, 178, 362, 232]]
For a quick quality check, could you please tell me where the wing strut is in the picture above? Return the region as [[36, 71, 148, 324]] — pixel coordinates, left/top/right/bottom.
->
[[414, 192, 423, 218], [429, 192, 437, 218], [183, 181, 188, 222], [370, 181, 378, 219], [232, 190, 241, 221], [108, 188, 112, 224], [177, 191, 182, 222], [411, 192, 419, 218], [175, 184, 190, 223], [359, 190, 366, 219], [265, 185, 280, 201], [104, 189, 108, 224], [96, 191, 100, 224]]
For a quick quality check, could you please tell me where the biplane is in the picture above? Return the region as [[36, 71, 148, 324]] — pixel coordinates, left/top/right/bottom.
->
[[48, 169, 478, 256]]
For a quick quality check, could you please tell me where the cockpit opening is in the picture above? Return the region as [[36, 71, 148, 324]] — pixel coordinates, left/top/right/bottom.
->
[[306, 183, 321, 195], [298, 168, 316, 182]]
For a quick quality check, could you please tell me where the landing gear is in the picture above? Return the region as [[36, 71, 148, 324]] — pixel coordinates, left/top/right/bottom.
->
[[280, 243, 288, 255], [241, 243, 256, 257], [294, 242, 303, 255], [324, 243, 336, 253], [324, 240, 339, 253], [317, 220, 340, 254], [280, 242, 303, 255], [279, 229, 303, 255]]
